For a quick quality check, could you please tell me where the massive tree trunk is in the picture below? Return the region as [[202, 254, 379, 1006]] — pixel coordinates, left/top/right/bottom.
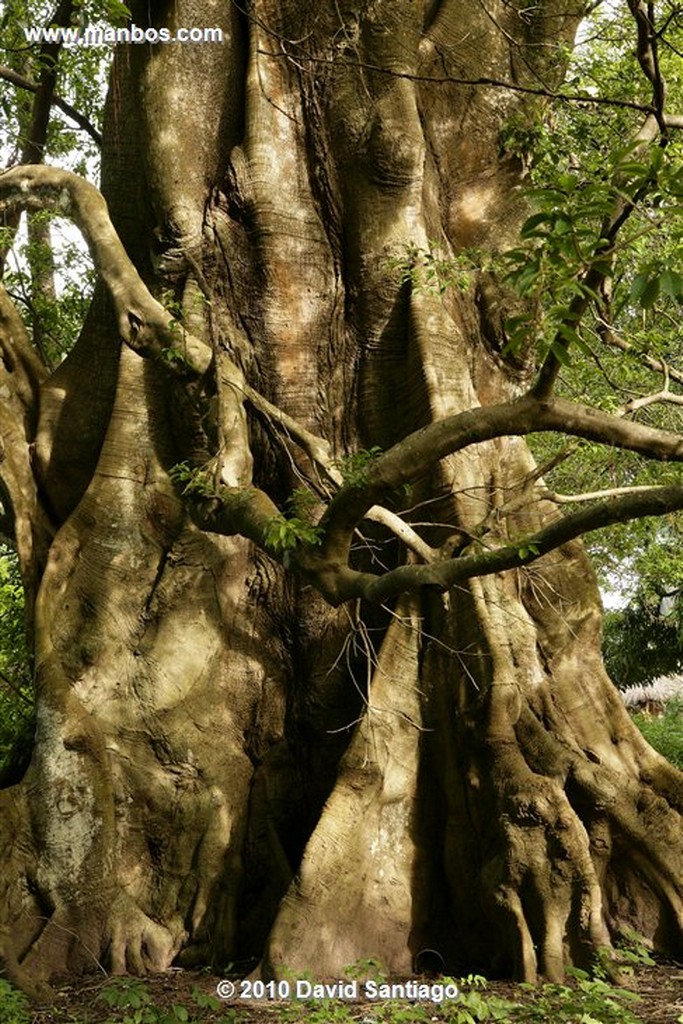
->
[[0, 0, 681, 996]]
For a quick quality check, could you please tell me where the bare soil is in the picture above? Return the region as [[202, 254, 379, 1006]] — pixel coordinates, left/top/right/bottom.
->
[[30, 958, 683, 1024]]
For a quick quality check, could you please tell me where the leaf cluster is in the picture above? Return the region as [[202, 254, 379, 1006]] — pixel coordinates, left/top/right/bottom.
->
[[96, 978, 208, 1024], [264, 514, 323, 554], [0, 979, 30, 1024], [333, 446, 383, 486], [0, 546, 33, 781], [603, 595, 683, 687], [168, 462, 221, 500], [514, 970, 643, 1024]]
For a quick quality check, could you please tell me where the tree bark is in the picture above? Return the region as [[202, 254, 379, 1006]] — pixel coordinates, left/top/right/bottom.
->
[[0, 0, 681, 994]]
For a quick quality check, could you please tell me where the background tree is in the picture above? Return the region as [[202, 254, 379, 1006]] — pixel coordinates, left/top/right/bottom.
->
[[0, 0, 682, 1000]]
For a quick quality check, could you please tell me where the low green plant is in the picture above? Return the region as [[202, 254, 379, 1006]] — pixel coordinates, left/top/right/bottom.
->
[[97, 979, 202, 1024], [631, 698, 683, 770], [0, 979, 31, 1024], [98, 977, 153, 1015], [344, 957, 388, 982], [299, 998, 353, 1024], [189, 985, 222, 1011], [514, 969, 643, 1024], [441, 976, 518, 1023], [595, 927, 656, 979]]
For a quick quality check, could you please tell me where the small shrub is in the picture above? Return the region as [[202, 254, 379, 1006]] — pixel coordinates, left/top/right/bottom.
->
[[514, 970, 643, 1024], [98, 977, 153, 1011], [0, 979, 31, 1024]]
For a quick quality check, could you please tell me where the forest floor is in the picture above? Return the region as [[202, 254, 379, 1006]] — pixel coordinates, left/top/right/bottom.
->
[[30, 956, 683, 1024]]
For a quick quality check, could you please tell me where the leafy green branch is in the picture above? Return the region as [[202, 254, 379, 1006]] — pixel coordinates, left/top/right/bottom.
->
[[264, 514, 324, 554], [333, 446, 384, 486]]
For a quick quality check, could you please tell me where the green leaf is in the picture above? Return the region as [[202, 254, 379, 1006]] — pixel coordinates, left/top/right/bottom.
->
[[639, 275, 661, 309], [629, 273, 649, 303], [557, 323, 580, 346], [549, 340, 573, 365], [660, 269, 683, 300], [521, 212, 556, 237]]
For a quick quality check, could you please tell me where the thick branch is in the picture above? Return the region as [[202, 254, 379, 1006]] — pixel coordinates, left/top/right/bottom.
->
[[0, 165, 211, 376], [196, 392, 683, 606], [314, 394, 683, 572], [190, 487, 282, 549], [310, 485, 683, 605]]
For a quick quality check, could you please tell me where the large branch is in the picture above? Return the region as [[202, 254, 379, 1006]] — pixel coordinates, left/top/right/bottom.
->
[[0, 165, 212, 376], [192, 392, 683, 606], [319, 485, 683, 605], [312, 394, 683, 575]]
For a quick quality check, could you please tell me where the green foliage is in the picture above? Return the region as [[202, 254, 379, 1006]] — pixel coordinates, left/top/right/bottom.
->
[[264, 487, 325, 552], [1, 216, 96, 368], [168, 461, 220, 500], [384, 242, 491, 295], [603, 596, 683, 687], [515, 10, 683, 627], [632, 698, 683, 770], [334, 446, 383, 486], [0, 546, 33, 781], [607, 928, 656, 973], [0, 979, 31, 1024], [97, 979, 201, 1024], [0, 0, 107, 169], [98, 978, 153, 1011], [264, 514, 323, 554], [188, 986, 221, 1012], [514, 540, 540, 561], [287, 486, 319, 520], [514, 969, 643, 1024], [159, 345, 193, 372], [441, 978, 514, 1023], [344, 957, 388, 982]]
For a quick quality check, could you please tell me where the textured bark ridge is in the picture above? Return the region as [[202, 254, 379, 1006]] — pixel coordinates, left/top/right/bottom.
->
[[0, 0, 681, 996]]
